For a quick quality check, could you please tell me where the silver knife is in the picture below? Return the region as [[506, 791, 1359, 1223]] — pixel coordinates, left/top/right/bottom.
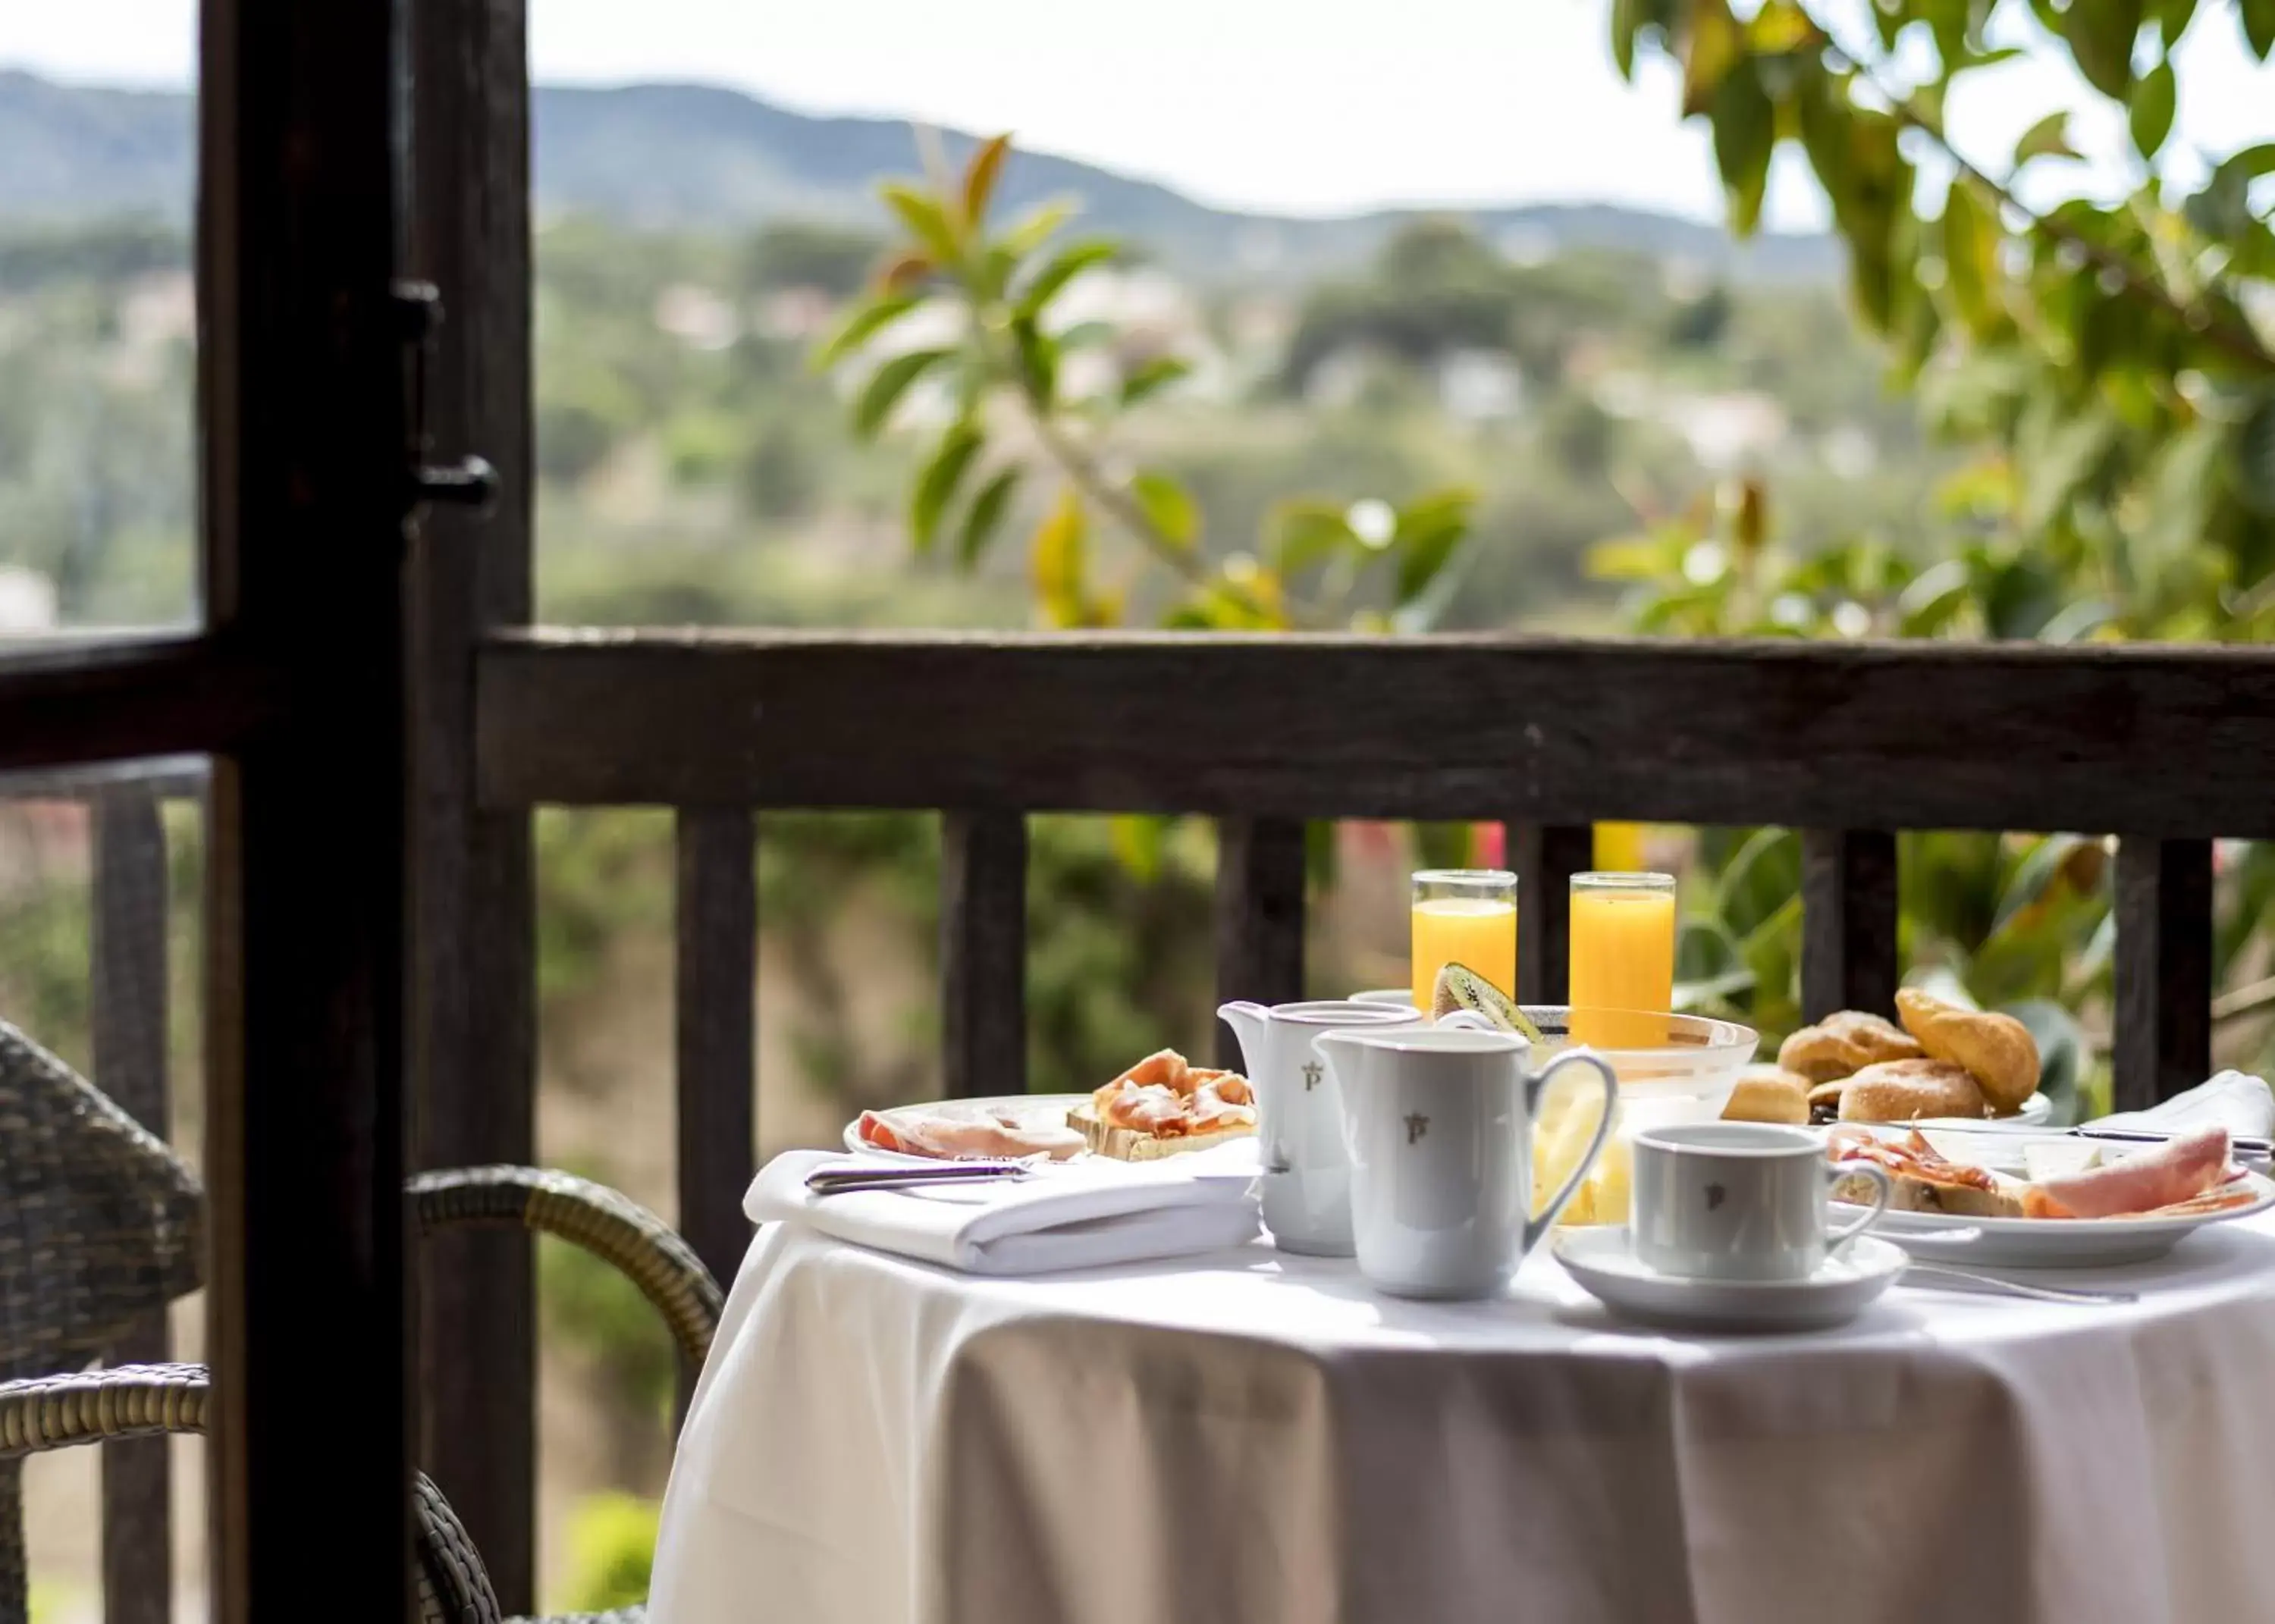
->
[[1906, 1120, 2272, 1158], [805, 1162, 1032, 1196]]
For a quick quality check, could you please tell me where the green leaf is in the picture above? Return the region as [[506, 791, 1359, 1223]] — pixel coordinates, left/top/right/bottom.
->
[[1120, 356, 1191, 406], [1269, 500, 1360, 574], [811, 293, 922, 372], [1941, 178, 1999, 334], [909, 422, 982, 553], [2012, 111, 2080, 167], [2002, 999, 2088, 1124], [1586, 535, 1676, 581], [1392, 488, 1476, 604], [1709, 58, 1776, 236], [851, 347, 951, 438], [2236, 393, 2275, 517], [1989, 834, 2094, 938], [1010, 316, 1058, 408], [1129, 470, 1200, 550], [2155, 0, 2199, 50], [2246, 0, 2275, 58], [1109, 814, 1167, 882], [1681, 0, 1745, 116], [999, 199, 1074, 259], [879, 182, 962, 265], [1030, 487, 1087, 624], [2129, 59, 2176, 158], [956, 467, 1021, 569], [1016, 239, 1119, 317], [961, 133, 1012, 229], [1611, 0, 1644, 77], [2063, 0, 2144, 98]]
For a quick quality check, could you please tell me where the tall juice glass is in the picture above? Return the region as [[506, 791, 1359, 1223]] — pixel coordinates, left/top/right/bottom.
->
[[1567, 871, 1677, 1048], [1410, 869, 1517, 1014]]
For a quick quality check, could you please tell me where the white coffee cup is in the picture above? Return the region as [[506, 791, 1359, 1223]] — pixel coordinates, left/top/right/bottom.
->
[[1349, 988, 1420, 1011], [1313, 1024, 1618, 1299], [1630, 1122, 1894, 1282], [1219, 999, 1424, 1256]]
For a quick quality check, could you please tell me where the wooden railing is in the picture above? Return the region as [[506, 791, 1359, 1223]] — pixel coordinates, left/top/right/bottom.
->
[[24, 631, 2273, 1617]]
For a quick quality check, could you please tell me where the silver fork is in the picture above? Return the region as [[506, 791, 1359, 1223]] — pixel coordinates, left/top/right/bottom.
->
[[1899, 1261, 2137, 1306]]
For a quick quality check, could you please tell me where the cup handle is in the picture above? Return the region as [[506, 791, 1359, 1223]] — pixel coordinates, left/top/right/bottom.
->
[[1825, 1160, 1892, 1252], [1439, 1011, 1492, 1031], [1522, 1048, 1619, 1256]]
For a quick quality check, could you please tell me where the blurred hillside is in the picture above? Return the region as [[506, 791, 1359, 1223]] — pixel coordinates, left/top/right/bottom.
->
[[0, 69, 1837, 283]]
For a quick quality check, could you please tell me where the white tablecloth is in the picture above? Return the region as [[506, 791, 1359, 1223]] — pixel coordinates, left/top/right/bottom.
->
[[652, 1215, 2275, 1624]]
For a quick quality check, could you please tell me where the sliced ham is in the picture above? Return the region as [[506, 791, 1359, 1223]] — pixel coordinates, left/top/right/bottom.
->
[[855, 1108, 1084, 1162], [2025, 1126, 2231, 1218]]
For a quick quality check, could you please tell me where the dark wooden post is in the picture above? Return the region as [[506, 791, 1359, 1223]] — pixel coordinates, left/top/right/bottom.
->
[[674, 810, 758, 1302], [90, 783, 172, 1624], [200, 0, 413, 1613], [1800, 829, 1900, 1020], [2113, 836, 2213, 1112], [941, 812, 1028, 1096], [405, 0, 538, 1602], [1511, 823, 1591, 1007], [1213, 817, 1305, 1066]]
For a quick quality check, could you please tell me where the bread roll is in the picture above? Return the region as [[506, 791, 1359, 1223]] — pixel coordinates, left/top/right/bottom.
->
[[1721, 1064, 1810, 1125], [1894, 988, 2040, 1115], [1778, 1011, 1924, 1083], [1836, 1058, 1987, 1124]]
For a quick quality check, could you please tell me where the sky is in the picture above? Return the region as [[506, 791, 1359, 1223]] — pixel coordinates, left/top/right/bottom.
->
[[5, 1, 2271, 228]]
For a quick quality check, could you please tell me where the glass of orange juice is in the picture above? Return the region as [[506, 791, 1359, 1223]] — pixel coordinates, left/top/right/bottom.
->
[[1567, 871, 1676, 1048], [1410, 868, 1517, 1014]]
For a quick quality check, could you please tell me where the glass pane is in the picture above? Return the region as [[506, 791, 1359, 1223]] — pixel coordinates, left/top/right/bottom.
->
[[0, 19, 201, 635], [0, 757, 209, 1618]]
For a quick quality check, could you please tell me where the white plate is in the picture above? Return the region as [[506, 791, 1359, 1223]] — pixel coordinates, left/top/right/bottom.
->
[[843, 1094, 1091, 1155], [1837, 1168, 2275, 1268], [1554, 1228, 1906, 1333]]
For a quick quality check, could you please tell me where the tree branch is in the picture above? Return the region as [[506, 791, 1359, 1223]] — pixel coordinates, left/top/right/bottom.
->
[[1815, 33, 2275, 375]]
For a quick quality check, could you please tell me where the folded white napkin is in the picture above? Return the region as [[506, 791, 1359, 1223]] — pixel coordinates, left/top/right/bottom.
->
[[745, 1143, 1261, 1275], [2095, 1071, 2275, 1140]]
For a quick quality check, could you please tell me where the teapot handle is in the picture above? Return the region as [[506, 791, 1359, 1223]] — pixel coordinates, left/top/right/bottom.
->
[[1520, 1049, 1619, 1256]]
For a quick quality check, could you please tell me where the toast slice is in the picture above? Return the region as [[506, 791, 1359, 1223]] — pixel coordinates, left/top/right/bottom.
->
[[1834, 1167, 2024, 1218], [1067, 1101, 1255, 1162]]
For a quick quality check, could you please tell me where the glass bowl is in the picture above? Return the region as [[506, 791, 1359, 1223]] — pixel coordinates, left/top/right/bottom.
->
[[1519, 1006, 1760, 1227]]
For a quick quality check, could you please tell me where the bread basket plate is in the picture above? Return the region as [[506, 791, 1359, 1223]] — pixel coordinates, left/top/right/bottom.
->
[[843, 1095, 1091, 1156], [1836, 1167, 2275, 1268]]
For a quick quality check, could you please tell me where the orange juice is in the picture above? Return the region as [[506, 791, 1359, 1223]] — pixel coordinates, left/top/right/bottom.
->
[[1410, 898, 1517, 1011], [1567, 875, 1675, 1048]]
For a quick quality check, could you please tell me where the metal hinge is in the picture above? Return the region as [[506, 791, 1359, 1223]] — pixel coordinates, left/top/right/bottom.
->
[[392, 279, 499, 513]]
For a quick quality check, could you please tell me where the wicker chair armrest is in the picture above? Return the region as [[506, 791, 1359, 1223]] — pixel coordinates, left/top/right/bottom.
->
[[0, 1362, 206, 1456], [0, 1364, 504, 1623], [410, 1167, 722, 1368]]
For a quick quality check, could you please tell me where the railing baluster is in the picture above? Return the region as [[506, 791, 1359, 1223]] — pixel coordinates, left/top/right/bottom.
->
[[674, 809, 758, 1307], [941, 812, 1028, 1098], [1800, 829, 1899, 1021], [1511, 824, 1591, 1007], [2113, 836, 2213, 1111], [1214, 818, 1305, 1065], [90, 784, 171, 1624]]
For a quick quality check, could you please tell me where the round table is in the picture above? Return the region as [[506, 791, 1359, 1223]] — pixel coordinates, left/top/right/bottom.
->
[[652, 1215, 2275, 1624]]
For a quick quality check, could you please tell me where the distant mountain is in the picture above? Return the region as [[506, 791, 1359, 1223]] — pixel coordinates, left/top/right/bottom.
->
[[0, 70, 1837, 282]]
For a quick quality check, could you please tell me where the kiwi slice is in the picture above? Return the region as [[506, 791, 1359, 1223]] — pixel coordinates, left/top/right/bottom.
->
[[1432, 964, 1547, 1045]]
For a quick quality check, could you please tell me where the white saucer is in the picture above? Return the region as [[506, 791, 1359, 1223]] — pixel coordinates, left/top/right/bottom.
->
[[1553, 1227, 1906, 1333]]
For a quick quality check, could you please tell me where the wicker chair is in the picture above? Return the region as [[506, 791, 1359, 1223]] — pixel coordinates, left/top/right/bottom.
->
[[0, 1017, 724, 1623]]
